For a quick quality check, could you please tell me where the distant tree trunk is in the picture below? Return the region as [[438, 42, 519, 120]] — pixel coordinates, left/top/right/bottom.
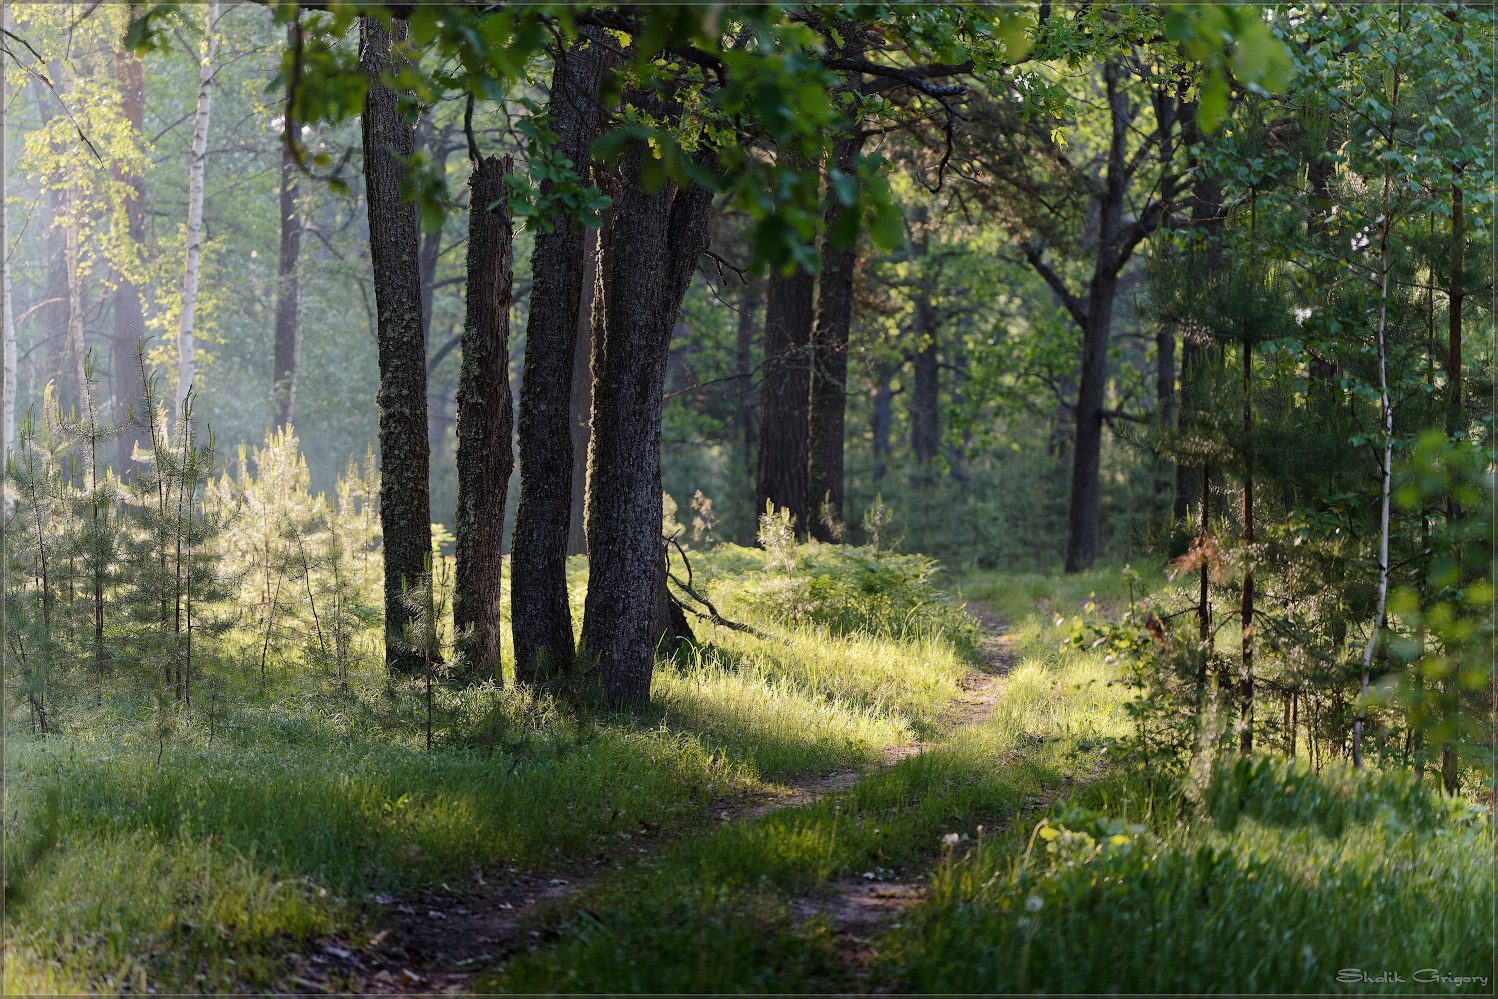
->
[[176, 0, 218, 418], [807, 134, 863, 541], [511, 29, 609, 685], [754, 266, 814, 534], [273, 24, 303, 430], [567, 225, 600, 557], [735, 277, 762, 480], [112, 18, 147, 474], [1056, 61, 1136, 573], [871, 362, 895, 482], [1154, 324, 1176, 521], [1173, 108, 1222, 523], [362, 14, 432, 675], [63, 188, 88, 418], [453, 154, 514, 683], [1239, 340, 1254, 755], [946, 346, 971, 488], [909, 302, 939, 477], [1441, 178, 1463, 794], [581, 97, 713, 708], [0, 0, 12, 459]]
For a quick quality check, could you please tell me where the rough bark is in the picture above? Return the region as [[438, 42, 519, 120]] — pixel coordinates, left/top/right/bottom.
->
[[580, 101, 713, 708], [111, 17, 147, 474], [272, 23, 303, 430], [176, 0, 217, 417], [735, 277, 762, 479], [453, 155, 514, 683], [807, 135, 863, 540], [1239, 340, 1254, 754], [754, 267, 814, 534], [511, 29, 609, 685], [362, 14, 432, 675], [566, 225, 600, 556], [1154, 324, 1176, 521]]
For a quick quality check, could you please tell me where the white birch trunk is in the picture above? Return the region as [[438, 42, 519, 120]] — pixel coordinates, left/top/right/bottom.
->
[[1353, 77, 1399, 769], [176, 0, 218, 418]]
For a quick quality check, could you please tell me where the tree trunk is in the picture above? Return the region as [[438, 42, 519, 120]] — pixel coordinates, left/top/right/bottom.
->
[[1062, 62, 1129, 574], [807, 135, 863, 541], [512, 30, 610, 685], [176, 0, 217, 418], [909, 304, 939, 477], [64, 189, 87, 420], [1442, 178, 1463, 793], [362, 14, 432, 675], [754, 266, 814, 534], [112, 16, 147, 475], [1239, 340, 1254, 755], [1154, 323, 1175, 521], [736, 277, 762, 481], [0, 0, 11, 460], [567, 225, 600, 556], [273, 24, 303, 430], [580, 99, 713, 708], [453, 155, 514, 683], [872, 362, 894, 482]]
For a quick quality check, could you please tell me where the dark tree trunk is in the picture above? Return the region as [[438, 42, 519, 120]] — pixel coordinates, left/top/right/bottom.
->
[[361, 15, 432, 675], [581, 99, 713, 709], [1154, 323, 1175, 521], [1239, 341, 1254, 754], [754, 267, 814, 534], [807, 135, 863, 541], [1061, 61, 1131, 573], [1173, 111, 1223, 521], [512, 30, 610, 685], [872, 362, 894, 482], [566, 225, 600, 557], [113, 26, 148, 476], [945, 346, 971, 488], [273, 27, 303, 430], [454, 155, 514, 683], [736, 278, 762, 479], [910, 305, 939, 476]]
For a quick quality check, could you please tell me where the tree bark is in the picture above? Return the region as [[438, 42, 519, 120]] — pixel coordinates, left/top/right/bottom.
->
[[511, 29, 609, 685], [1061, 61, 1129, 573], [112, 16, 147, 475], [735, 277, 762, 480], [754, 266, 814, 534], [871, 361, 895, 482], [361, 14, 432, 675], [0, 0, 11, 460], [273, 22, 303, 430], [566, 225, 600, 556], [453, 155, 514, 683], [63, 187, 88, 420], [580, 99, 713, 708], [1239, 339, 1254, 755], [176, 0, 217, 418], [1154, 323, 1176, 521], [909, 302, 939, 476], [807, 134, 863, 540]]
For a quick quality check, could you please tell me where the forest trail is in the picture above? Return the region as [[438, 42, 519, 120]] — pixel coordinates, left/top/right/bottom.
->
[[289, 606, 1020, 995]]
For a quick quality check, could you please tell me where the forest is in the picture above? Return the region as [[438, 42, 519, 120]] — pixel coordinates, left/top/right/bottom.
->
[[0, 2, 1492, 994]]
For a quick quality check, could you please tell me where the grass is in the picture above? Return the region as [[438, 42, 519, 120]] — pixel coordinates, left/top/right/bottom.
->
[[3, 554, 1490, 994], [1, 540, 977, 992]]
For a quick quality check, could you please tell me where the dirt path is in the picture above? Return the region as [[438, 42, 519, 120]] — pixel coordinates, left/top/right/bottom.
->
[[286, 605, 1021, 995]]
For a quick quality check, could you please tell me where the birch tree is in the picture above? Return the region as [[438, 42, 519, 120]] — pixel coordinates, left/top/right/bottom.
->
[[175, 0, 218, 418]]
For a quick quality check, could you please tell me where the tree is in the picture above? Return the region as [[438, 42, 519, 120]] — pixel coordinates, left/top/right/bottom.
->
[[755, 265, 814, 535], [111, 7, 149, 476], [360, 13, 431, 675], [452, 143, 514, 683], [175, 0, 218, 418], [272, 20, 303, 429], [580, 89, 714, 707], [511, 28, 610, 685]]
